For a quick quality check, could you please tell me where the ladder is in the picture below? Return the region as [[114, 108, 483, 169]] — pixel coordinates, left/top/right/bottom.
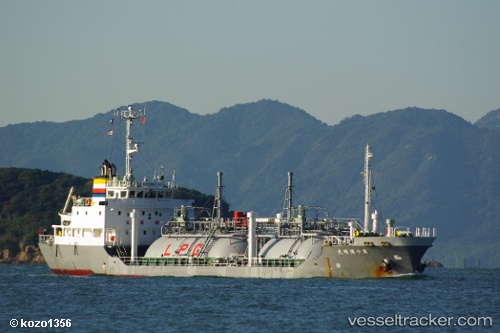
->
[[286, 236, 302, 258], [198, 228, 218, 257], [116, 243, 128, 258]]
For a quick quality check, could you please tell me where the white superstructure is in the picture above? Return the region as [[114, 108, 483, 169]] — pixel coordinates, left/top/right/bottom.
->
[[42, 106, 192, 266]]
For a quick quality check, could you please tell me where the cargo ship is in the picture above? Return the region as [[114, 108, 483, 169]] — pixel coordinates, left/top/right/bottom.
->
[[39, 106, 436, 278]]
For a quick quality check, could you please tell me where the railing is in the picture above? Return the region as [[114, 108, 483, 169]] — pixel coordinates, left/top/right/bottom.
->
[[388, 226, 437, 238], [73, 197, 93, 207], [120, 256, 305, 268], [324, 235, 353, 245], [39, 235, 54, 245], [413, 227, 437, 238], [105, 178, 178, 189]]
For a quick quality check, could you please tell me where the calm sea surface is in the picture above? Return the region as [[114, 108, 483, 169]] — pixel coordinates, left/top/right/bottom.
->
[[0, 265, 498, 332]]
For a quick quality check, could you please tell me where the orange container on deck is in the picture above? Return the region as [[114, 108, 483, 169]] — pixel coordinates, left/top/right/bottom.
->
[[234, 211, 248, 228]]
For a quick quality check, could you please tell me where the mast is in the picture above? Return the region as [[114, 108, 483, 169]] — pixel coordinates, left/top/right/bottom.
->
[[363, 144, 373, 232], [130, 209, 138, 263], [283, 172, 293, 221], [212, 172, 224, 221], [119, 105, 145, 183]]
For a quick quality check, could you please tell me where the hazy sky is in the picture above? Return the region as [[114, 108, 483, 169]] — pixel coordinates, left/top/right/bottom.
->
[[1, 1, 499, 127]]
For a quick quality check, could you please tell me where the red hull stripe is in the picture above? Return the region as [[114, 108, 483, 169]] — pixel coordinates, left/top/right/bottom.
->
[[51, 269, 94, 276]]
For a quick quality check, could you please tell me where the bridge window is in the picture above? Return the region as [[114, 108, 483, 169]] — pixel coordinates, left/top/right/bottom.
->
[[129, 191, 135, 198], [136, 191, 143, 198], [83, 228, 92, 237], [120, 191, 127, 198]]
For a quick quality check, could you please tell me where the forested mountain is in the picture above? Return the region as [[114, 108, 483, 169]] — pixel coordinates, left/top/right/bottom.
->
[[0, 169, 91, 262], [1, 100, 499, 268], [475, 108, 500, 130]]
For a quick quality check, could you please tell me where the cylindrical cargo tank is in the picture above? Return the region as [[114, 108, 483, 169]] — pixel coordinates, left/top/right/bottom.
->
[[208, 236, 247, 258], [295, 238, 323, 259], [259, 237, 324, 259], [259, 238, 297, 258], [145, 237, 205, 258]]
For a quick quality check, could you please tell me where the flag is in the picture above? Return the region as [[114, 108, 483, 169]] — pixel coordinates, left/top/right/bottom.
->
[[107, 130, 113, 136]]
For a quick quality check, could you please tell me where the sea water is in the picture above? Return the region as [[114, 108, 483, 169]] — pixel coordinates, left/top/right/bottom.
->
[[0, 265, 498, 332]]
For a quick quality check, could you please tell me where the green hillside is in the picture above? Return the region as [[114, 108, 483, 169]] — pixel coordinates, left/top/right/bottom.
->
[[0, 168, 91, 262]]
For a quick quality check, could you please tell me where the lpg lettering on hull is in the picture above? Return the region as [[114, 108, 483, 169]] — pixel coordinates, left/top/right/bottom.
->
[[163, 243, 204, 257]]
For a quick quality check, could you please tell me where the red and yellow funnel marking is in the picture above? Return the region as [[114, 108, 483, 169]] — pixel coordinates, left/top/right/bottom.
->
[[92, 177, 106, 198]]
